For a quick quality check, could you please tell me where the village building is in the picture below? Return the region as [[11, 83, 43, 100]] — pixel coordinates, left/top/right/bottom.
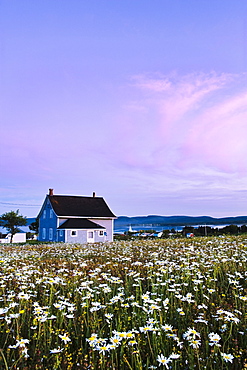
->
[[38, 189, 116, 243], [0, 231, 26, 244]]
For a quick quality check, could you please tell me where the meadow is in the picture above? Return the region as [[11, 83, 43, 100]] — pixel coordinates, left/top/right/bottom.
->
[[0, 236, 246, 369]]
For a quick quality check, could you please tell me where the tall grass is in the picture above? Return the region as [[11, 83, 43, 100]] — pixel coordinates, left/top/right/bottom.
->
[[0, 236, 246, 369]]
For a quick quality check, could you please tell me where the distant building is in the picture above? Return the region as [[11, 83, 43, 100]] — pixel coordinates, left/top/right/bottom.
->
[[0, 232, 26, 244], [37, 189, 116, 243]]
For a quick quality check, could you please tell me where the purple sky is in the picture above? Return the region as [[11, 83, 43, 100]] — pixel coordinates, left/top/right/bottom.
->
[[1, 1, 247, 218]]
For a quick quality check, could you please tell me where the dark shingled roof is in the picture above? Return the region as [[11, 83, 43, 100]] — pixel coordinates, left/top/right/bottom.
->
[[58, 219, 105, 230], [48, 195, 116, 218]]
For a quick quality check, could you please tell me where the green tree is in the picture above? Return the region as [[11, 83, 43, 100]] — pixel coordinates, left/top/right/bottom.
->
[[0, 210, 27, 243], [29, 218, 39, 234]]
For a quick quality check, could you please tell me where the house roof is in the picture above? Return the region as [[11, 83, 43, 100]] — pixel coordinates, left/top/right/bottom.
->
[[48, 195, 116, 218], [58, 218, 105, 230]]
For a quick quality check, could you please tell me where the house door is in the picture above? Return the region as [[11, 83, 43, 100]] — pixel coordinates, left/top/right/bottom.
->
[[87, 231, 94, 243]]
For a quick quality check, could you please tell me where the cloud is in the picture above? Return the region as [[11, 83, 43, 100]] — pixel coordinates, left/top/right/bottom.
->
[[110, 71, 247, 198]]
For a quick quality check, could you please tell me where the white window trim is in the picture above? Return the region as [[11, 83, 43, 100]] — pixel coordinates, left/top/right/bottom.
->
[[49, 228, 53, 240], [71, 230, 77, 237], [87, 231, 94, 241], [98, 230, 104, 236]]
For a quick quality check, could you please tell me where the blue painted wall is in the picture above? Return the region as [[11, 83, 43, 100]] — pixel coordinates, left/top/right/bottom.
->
[[38, 197, 58, 242]]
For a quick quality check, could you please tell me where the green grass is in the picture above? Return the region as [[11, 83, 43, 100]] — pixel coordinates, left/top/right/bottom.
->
[[0, 236, 246, 369]]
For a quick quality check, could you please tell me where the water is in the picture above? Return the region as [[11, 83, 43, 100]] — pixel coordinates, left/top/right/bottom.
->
[[114, 223, 247, 234]]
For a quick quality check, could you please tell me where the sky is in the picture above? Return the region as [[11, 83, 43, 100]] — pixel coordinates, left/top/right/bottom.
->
[[1, 0, 247, 218]]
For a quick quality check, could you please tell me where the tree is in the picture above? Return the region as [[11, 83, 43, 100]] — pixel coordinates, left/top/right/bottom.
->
[[0, 210, 27, 243], [29, 218, 39, 234]]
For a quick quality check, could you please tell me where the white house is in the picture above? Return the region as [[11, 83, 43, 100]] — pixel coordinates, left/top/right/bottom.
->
[[38, 189, 116, 243], [0, 232, 26, 244]]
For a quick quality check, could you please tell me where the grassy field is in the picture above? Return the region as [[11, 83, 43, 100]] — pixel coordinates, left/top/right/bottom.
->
[[0, 236, 246, 369]]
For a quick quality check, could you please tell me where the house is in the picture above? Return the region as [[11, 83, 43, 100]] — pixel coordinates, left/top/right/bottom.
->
[[38, 189, 116, 243], [0, 230, 26, 244]]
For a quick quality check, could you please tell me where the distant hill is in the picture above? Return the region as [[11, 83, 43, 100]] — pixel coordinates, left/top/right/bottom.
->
[[115, 215, 247, 228]]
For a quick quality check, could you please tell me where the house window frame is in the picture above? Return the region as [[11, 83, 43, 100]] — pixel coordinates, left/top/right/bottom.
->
[[42, 228, 46, 239], [49, 228, 53, 240], [98, 230, 104, 236], [87, 231, 94, 239], [43, 210, 46, 219], [50, 209, 53, 218], [60, 230, 63, 237], [71, 230, 77, 237]]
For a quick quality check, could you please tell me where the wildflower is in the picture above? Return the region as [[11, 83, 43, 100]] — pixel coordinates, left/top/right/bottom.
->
[[50, 347, 64, 353], [59, 333, 71, 344], [157, 354, 171, 368], [183, 328, 200, 340], [239, 295, 247, 301], [208, 288, 215, 294], [166, 333, 179, 341], [18, 292, 30, 300], [9, 338, 29, 350], [169, 353, 180, 359], [221, 352, 234, 363], [161, 324, 173, 332], [208, 332, 221, 346], [142, 293, 150, 301], [17, 338, 30, 348], [66, 314, 74, 319], [177, 308, 185, 315], [22, 347, 29, 358], [128, 340, 137, 346], [189, 339, 201, 349], [105, 313, 113, 320], [125, 331, 135, 338], [0, 308, 8, 315], [139, 325, 156, 333], [149, 303, 161, 312], [95, 343, 111, 355], [110, 335, 122, 346]]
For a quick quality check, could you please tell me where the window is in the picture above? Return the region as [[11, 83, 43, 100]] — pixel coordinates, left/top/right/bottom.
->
[[99, 230, 104, 236], [71, 230, 77, 236], [60, 230, 63, 237], [50, 209, 53, 218], [43, 210, 46, 219], [42, 228, 46, 239], [49, 228, 53, 240], [88, 231, 93, 239]]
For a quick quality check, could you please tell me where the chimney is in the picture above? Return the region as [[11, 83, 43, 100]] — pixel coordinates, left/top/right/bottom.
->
[[49, 188, 54, 196], [92, 192, 96, 197]]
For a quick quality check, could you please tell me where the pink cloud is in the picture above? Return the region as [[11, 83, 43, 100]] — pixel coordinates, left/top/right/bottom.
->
[[110, 71, 247, 199]]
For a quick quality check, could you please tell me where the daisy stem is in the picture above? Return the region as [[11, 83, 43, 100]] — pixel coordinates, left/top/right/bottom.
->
[[0, 349, 8, 370]]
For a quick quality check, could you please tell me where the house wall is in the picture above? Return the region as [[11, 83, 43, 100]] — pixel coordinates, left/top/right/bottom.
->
[[65, 229, 107, 243], [56, 229, 65, 242], [88, 218, 114, 242], [0, 233, 26, 244], [38, 197, 57, 242], [12, 233, 26, 243]]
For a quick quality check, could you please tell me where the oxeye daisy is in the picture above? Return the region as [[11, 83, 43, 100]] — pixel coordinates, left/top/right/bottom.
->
[[50, 347, 64, 353], [58, 333, 71, 344], [189, 339, 201, 348], [208, 332, 221, 346], [221, 353, 234, 363], [157, 354, 171, 368]]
